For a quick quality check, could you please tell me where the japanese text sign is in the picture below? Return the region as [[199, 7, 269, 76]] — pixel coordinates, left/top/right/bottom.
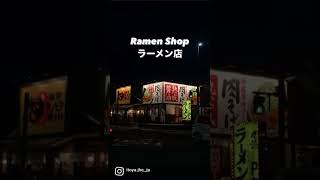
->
[[130, 37, 190, 59], [182, 100, 191, 121], [233, 122, 259, 180], [143, 82, 162, 104], [20, 77, 67, 135], [164, 82, 179, 103], [116, 86, 131, 105]]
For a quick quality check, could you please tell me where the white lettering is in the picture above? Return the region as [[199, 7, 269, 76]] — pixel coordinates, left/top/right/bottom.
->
[[126, 168, 137, 172], [130, 37, 137, 45], [165, 37, 189, 47], [130, 37, 163, 45], [131, 37, 189, 47]]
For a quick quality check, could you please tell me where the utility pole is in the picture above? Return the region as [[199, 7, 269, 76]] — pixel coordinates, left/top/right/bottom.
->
[[278, 77, 286, 169], [197, 42, 203, 121]]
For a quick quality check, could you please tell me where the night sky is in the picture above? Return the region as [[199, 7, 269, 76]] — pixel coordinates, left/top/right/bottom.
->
[[110, 2, 209, 86], [109, 1, 320, 86], [2, 1, 319, 83], [1, 1, 320, 135]]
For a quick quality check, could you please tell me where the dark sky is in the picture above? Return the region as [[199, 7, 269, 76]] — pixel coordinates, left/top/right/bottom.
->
[[211, 1, 320, 75], [1, 1, 320, 135], [1, 2, 106, 135], [2, 1, 319, 84], [109, 1, 320, 87], [110, 2, 209, 86]]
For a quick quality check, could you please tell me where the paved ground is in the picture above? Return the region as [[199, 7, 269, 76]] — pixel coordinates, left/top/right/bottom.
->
[[108, 128, 211, 179]]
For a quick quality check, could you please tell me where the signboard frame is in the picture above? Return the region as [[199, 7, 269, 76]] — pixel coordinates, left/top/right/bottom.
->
[[20, 76, 68, 136]]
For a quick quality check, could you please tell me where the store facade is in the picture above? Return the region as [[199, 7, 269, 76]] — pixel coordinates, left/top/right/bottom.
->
[[0, 72, 113, 179], [112, 82, 198, 125], [209, 69, 285, 180]]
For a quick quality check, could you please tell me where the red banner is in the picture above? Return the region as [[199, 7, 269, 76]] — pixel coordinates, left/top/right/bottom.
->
[[164, 83, 179, 103], [210, 72, 218, 128]]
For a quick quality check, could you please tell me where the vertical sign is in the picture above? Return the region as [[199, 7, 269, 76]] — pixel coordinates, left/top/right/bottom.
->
[[178, 85, 187, 104], [164, 82, 179, 103], [154, 82, 162, 103], [214, 70, 247, 133], [210, 70, 218, 128], [233, 122, 259, 180], [222, 78, 242, 130], [182, 100, 191, 121]]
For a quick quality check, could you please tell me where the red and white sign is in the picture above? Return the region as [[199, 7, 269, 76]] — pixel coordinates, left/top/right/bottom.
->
[[143, 82, 162, 104], [142, 82, 197, 105], [164, 82, 179, 103], [210, 69, 279, 136], [210, 72, 218, 128], [178, 85, 187, 103]]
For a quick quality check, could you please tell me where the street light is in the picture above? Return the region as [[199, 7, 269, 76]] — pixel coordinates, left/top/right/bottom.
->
[[197, 42, 203, 56], [196, 42, 203, 120]]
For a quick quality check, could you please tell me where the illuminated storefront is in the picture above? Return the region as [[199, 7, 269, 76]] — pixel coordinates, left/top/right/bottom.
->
[[0, 74, 112, 178], [112, 82, 198, 125]]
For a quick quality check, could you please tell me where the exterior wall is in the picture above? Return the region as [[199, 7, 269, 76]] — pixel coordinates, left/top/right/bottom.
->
[[210, 69, 281, 180]]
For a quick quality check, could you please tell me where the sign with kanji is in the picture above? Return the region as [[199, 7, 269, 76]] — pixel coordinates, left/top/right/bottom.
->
[[210, 71, 218, 128], [137, 49, 184, 59], [164, 82, 179, 103], [178, 85, 187, 103], [233, 122, 259, 180], [116, 86, 131, 105], [142, 82, 197, 105], [20, 77, 67, 135], [222, 77, 245, 131], [142, 82, 162, 104], [182, 100, 191, 121], [210, 69, 279, 137]]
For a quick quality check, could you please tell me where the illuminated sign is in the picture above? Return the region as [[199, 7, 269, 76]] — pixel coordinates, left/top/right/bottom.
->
[[182, 100, 191, 121], [164, 82, 179, 103], [116, 86, 131, 105], [142, 82, 162, 104], [20, 77, 67, 135], [163, 82, 197, 104], [210, 69, 279, 136], [142, 82, 197, 105], [233, 122, 259, 180]]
